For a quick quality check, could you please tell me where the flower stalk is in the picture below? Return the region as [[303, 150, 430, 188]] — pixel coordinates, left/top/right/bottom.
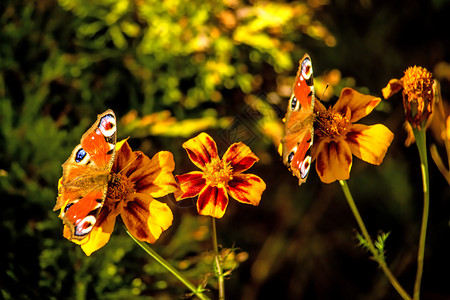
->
[[211, 217, 225, 300], [412, 128, 430, 300], [339, 180, 412, 300], [125, 227, 211, 300]]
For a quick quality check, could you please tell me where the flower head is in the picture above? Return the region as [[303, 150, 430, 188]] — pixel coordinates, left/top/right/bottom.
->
[[175, 132, 266, 218], [312, 88, 394, 183], [383, 66, 435, 129], [55, 140, 177, 256]]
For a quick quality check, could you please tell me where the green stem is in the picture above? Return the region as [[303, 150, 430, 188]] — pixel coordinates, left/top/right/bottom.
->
[[125, 228, 210, 300], [339, 180, 412, 300], [211, 217, 225, 300], [412, 128, 430, 300]]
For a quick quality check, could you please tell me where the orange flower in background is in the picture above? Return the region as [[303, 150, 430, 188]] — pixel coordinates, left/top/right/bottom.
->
[[313, 88, 394, 183], [56, 140, 177, 256], [176, 132, 266, 218], [383, 65, 435, 129]]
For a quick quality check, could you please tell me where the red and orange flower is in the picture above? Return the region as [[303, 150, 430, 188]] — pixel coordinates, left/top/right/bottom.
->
[[175, 133, 266, 218], [56, 140, 177, 256], [313, 88, 394, 183]]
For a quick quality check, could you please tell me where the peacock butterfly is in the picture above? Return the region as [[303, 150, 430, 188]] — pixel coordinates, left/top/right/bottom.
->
[[280, 54, 316, 185], [54, 109, 117, 240]]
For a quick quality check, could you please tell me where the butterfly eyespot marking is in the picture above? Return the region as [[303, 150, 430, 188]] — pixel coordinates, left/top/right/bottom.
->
[[74, 215, 96, 237], [98, 114, 116, 138], [287, 151, 295, 164], [75, 148, 87, 163], [290, 96, 300, 111], [301, 57, 313, 79], [64, 202, 74, 213], [300, 156, 312, 179]]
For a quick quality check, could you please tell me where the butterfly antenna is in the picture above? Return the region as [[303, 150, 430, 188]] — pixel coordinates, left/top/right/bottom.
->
[[117, 152, 142, 175], [317, 83, 329, 102]]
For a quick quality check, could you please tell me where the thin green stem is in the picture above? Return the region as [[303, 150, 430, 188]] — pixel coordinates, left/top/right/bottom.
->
[[412, 128, 430, 300], [211, 217, 225, 300], [125, 228, 210, 300], [339, 180, 412, 300]]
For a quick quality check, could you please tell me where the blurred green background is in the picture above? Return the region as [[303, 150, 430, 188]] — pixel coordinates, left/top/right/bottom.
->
[[1, 0, 449, 299]]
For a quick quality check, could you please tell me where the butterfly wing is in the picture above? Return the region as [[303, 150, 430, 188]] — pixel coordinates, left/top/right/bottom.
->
[[55, 110, 117, 240], [281, 54, 315, 185]]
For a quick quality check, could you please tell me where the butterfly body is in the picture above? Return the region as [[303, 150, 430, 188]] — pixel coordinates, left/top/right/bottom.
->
[[281, 54, 316, 185], [54, 110, 117, 240]]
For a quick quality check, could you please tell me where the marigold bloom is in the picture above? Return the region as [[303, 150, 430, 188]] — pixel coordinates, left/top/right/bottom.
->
[[313, 88, 394, 183], [175, 132, 266, 218], [55, 140, 177, 256], [383, 66, 435, 129]]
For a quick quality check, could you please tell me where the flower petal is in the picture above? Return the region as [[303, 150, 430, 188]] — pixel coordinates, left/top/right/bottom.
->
[[122, 194, 173, 244], [197, 185, 229, 218], [182, 132, 219, 170], [112, 140, 134, 173], [222, 142, 259, 173], [382, 78, 403, 99], [228, 174, 265, 206], [333, 88, 381, 123], [133, 151, 178, 198], [116, 138, 129, 151], [114, 141, 177, 198], [79, 207, 117, 256], [175, 171, 206, 200], [346, 124, 394, 165], [315, 137, 352, 183], [447, 116, 450, 141]]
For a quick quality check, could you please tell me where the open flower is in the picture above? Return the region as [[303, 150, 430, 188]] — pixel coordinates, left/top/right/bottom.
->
[[313, 88, 394, 183], [55, 140, 177, 256], [175, 132, 266, 218], [383, 66, 435, 129]]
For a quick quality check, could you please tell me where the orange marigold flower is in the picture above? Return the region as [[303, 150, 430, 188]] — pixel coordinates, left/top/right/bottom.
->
[[175, 132, 266, 218], [383, 66, 435, 129], [56, 140, 177, 256], [313, 88, 394, 183]]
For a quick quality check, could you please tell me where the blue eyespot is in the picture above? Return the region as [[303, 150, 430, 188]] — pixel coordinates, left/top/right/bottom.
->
[[75, 148, 86, 163], [64, 202, 74, 213], [291, 97, 298, 110], [288, 151, 295, 163]]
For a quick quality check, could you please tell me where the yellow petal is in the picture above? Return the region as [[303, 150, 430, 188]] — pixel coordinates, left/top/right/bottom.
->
[[222, 142, 259, 173], [147, 199, 173, 241], [403, 121, 415, 147], [116, 138, 129, 151], [175, 171, 206, 200], [227, 174, 265, 206], [197, 185, 229, 218], [447, 116, 450, 141], [315, 137, 352, 183], [115, 143, 177, 198], [182, 132, 219, 170], [333, 88, 381, 123], [80, 208, 117, 256], [121, 194, 173, 244], [382, 78, 403, 99], [346, 124, 394, 165], [140, 151, 178, 198]]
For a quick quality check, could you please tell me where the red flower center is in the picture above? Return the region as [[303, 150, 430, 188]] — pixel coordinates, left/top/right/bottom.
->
[[203, 158, 233, 188]]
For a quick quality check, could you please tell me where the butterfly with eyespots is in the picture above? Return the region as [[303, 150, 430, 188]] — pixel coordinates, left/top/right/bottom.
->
[[280, 54, 316, 185], [54, 110, 117, 241]]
